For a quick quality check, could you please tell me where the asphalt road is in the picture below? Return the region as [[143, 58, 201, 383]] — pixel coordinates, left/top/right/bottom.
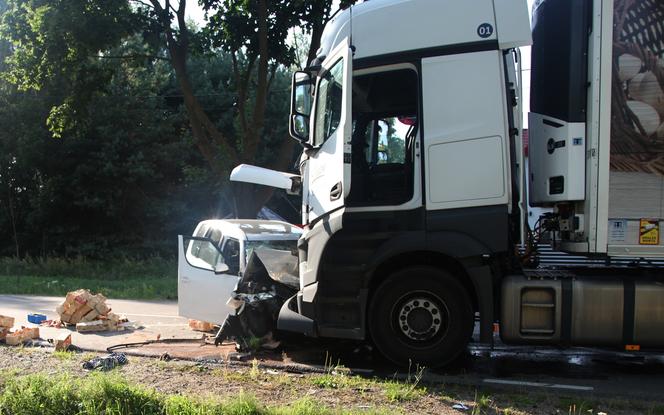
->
[[0, 294, 198, 352], [2, 295, 664, 402]]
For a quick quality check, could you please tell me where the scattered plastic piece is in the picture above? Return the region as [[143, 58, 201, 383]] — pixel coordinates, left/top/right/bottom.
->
[[27, 313, 47, 324], [82, 353, 128, 371], [227, 351, 252, 361], [22, 339, 52, 348]]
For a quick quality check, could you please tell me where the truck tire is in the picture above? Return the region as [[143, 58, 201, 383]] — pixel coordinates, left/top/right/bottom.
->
[[369, 266, 474, 368]]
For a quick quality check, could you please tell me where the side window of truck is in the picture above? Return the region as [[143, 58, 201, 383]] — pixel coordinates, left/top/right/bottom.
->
[[348, 67, 418, 206], [313, 59, 344, 146]]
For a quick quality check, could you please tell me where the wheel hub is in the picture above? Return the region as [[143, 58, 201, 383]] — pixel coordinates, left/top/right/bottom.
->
[[398, 297, 444, 341]]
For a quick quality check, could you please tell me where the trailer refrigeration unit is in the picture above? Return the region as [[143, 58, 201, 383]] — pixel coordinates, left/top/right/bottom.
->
[[227, 0, 664, 367]]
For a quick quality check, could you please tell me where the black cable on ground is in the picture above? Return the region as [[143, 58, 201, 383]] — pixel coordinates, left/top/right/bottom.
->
[[106, 337, 224, 353]]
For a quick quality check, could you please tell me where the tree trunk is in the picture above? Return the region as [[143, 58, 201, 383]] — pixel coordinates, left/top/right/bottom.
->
[[6, 183, 19, 257]]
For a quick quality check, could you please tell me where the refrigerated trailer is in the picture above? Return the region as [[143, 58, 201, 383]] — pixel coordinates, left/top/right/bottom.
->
[[228, 0, 664, 367]]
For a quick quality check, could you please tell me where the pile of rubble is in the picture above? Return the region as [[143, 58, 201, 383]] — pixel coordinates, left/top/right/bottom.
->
[[57, 289, 125, 332], [0, 315, 40, 346], [0, 289, 128, 349]]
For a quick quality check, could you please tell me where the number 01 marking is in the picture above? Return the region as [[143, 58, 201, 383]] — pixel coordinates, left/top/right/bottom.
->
[[477, 23, 494, 38]]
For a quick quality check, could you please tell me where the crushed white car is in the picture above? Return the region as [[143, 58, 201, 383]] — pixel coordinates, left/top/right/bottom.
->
[[178, 219, 302, 328]]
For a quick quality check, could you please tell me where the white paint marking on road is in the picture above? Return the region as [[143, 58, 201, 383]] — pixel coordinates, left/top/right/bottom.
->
[[117, 313, 182, 318], [483, 378, 594, 391]]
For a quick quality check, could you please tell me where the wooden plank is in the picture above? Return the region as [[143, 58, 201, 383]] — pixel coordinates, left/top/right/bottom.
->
[[76, 320, 107, 333]]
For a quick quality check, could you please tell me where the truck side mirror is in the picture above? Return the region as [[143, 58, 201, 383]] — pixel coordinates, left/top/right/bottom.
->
[[289, 71, 313, 146]]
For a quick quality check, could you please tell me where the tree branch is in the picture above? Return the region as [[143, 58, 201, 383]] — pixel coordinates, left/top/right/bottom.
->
[[129, 0, 155, 10], [232, 53, 249, 143], [267, 64, 277, 92], [245, 0, 269, 161], [94, 54, 169, 61]]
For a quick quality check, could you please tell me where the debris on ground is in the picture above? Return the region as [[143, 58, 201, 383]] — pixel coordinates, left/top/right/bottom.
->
[[0, 315, 14, 341], [27, 313, 47, 324], [56, 289, 127, 332], [40, 319, 64, 328], [0, 315, 14, 328], [452, 403, 469, 411], [188, 319, 216, 332], [22, 339, 52, 348], [1, 315, 45, 347], [54, 333, 72, 351], [82, 352, 128, 371], [5, 327, 40, 346]]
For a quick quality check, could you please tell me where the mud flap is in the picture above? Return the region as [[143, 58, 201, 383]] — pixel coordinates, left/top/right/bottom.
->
[[277, 295, 315, 336]]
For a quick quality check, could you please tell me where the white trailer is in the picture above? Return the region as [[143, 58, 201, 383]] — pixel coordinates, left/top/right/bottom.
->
[[229, 0, 664, 367]]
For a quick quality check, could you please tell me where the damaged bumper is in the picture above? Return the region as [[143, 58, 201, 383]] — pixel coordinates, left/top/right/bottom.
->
[[215, 249, 298, 346]]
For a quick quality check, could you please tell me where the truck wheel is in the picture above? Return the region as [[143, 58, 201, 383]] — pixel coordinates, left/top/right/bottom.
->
[[369, 266, 474, 368]]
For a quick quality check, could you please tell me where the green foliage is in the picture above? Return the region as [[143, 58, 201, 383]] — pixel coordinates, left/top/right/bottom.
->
[[1, 0, 139, 135], [0, 0, 306, 258], [0, 274, 176, 299], [0, 36, 224, 258], [0, 256, 177, 299], [0, 373, 389, 415], [0, 256, 174, 279]]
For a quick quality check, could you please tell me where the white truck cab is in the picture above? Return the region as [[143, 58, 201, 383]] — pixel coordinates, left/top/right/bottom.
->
[[178, 220, 302, 324], [231, 0, 664, 367]]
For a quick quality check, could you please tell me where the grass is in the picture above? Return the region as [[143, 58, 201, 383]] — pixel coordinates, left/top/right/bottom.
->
[[0, 256, 176, 300], [383, 363, 426, 403], [308, 354, 424, 403], [52, 350, 77, 361], [470, 393, 492, 415], [0, 372, 392, 415]]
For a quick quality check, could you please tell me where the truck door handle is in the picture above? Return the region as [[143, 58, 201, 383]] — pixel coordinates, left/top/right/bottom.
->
[[330, 182, 342, 201]]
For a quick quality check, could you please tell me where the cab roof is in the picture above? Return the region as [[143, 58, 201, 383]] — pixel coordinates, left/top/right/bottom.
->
[[316, 0, 530, 63], [194, 219, 302, 242]]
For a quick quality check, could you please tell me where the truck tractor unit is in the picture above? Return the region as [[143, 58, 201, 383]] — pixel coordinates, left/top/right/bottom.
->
[[227, 0, 664, 367]]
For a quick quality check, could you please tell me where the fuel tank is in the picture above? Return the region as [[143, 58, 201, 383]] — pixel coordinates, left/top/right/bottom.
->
[[501, 273, 664, 347]]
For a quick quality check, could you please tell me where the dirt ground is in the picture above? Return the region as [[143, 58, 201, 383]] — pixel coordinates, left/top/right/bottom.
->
[[1, 346, 662, 415]]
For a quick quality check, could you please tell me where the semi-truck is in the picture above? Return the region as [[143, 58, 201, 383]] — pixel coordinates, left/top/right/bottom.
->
[[221, 0, 664, 367]]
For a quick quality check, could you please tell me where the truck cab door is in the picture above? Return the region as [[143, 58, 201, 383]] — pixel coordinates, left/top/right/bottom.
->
[[178, 235, 240, 325], [306, 38, 352, 222]]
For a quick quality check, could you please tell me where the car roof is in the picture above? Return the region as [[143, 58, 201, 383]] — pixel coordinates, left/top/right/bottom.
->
[[194, 219, 302, 242]]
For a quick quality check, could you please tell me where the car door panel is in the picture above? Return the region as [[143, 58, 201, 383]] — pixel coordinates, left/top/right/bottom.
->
[[178, 235, 240, 325]]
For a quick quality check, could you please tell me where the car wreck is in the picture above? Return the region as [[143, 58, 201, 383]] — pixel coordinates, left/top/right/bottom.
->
[[178, 219, 301, 348]]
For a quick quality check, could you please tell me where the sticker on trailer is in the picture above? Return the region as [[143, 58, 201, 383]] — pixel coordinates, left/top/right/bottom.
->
[[608, 219, 627, 243], [639, 219, 660, 245]]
